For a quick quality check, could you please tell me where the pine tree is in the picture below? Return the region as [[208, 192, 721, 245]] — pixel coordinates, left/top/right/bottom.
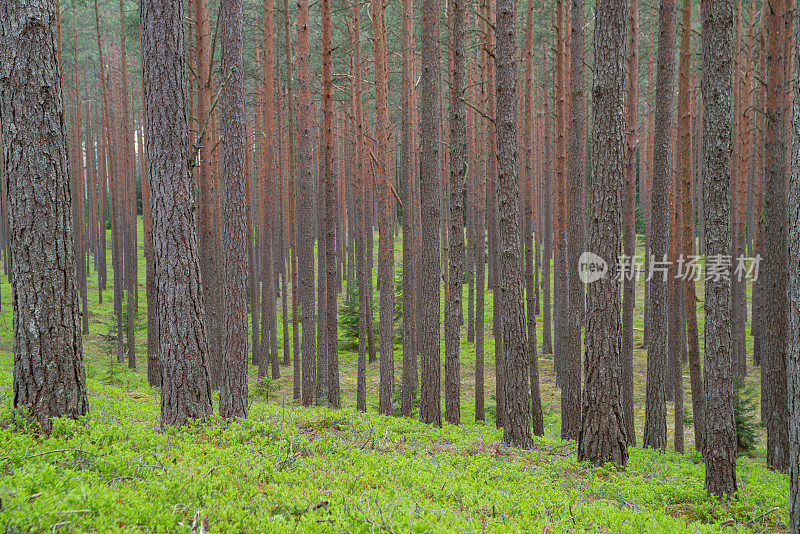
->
[[1, 0, 89, 432]]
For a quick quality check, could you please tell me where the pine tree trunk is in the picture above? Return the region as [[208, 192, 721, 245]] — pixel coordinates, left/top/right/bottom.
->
[[419, 0, 443, 427], [643, 0, 677, 451], [763, 0, 790, 474], [622, 0, 640, 447], [445, 0, 466, 425], [787, 3, 800, 527], [495, 0, 531, 448], [541, 37, 553, 358], [524, 0, 544, 437], [373, 0, 394, 417], [400, 0, 418, 417], [193, 0, 223, 390], [1, 0, 89, 432], [577, 0, 629, 467], [140, 0, 213, 427], [563, 0, 584, 442], [678, 0, 703, 453], [321, 0, 338, 407], [700, 0, 738, 496], [218, 0, 249, 419]]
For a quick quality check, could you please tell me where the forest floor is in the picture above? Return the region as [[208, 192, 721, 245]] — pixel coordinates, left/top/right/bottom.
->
[[0, 221, 789, 533]]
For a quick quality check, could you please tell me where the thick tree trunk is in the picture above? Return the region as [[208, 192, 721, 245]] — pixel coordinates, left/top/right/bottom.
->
[[495, 0, 532, 448], [218, 0, 249, 419], [419, 0, 443, 427], [700, 0, 737, 497], [140, 0, 213, 427], [1, 0, 89, 432], [577, 0, 629, 468]]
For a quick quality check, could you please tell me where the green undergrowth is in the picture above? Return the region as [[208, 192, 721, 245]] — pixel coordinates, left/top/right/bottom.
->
[[0, 367, 789, 533]]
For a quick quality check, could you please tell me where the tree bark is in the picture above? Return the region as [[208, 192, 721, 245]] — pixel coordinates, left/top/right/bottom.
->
[[140, 0, 213, 427], [577, 0, 629, 468], [218, 0, 249, 419], [445, 0, 466, 425], [787, 3, 800, 527], [1, 0, 89, 433], [400, 0, 417, 418], [563, 0, 584, 442], [622, 0, 639, 447], [419, 0, 443, 427], [700, 0, 737, 496], [495, 0, 532, 448], [643, 0, 677, 451]]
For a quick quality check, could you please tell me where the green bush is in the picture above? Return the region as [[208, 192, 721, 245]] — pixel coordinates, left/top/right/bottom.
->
[[735, 379, 760, 457]]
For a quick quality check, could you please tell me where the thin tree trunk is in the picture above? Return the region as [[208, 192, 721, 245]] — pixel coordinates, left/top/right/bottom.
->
[[524, 0, 544, 437], [679, 0, 703, 452], [445, 0, 466, 425], [400, 0, 417, 417], [643, 0, 677, 451], [763, 0, 790, 473], [563, 0, 584, 442], [373, 0, 394, 417], [622, 0, 640, 447]]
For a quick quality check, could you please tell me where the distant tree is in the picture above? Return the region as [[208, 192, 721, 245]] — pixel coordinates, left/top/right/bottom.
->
[[523, 0, 544, 437], [700, 0, 737, 497], [577, 0, 628, 468], [140, 0, 213, 427], [0, 0, 89, 432], [419, 0, 443, 427]]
